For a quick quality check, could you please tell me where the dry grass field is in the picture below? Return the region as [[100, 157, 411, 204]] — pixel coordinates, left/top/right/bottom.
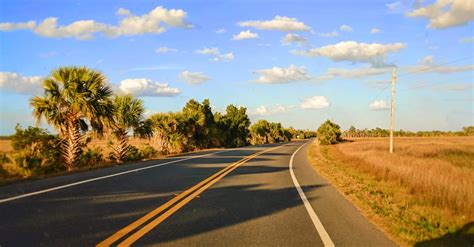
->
[[0, 140, 13, 153], [308, 136, 474, 245]]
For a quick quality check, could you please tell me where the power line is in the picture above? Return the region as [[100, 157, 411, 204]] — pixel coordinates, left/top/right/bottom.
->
[[369, 55, 474, 102]]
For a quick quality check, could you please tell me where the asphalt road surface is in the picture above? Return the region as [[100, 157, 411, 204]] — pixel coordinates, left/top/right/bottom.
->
[[0, 140, 395, 246]]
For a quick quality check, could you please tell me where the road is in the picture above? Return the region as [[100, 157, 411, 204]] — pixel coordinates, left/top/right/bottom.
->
[[0, 140, 395, 246]]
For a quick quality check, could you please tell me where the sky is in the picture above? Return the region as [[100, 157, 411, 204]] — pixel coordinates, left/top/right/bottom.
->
[[0, 0, 473, 135]]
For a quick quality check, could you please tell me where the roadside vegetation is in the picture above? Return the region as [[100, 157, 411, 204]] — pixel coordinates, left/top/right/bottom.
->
[[310, 120, 474, 246], [0, 66, 315, 183]]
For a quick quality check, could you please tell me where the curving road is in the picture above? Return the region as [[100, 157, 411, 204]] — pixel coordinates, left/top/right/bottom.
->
[[0, 140, 395, 246]]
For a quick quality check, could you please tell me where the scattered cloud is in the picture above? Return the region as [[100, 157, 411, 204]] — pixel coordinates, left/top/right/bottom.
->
[[238, 16, 311, 32], [316, 67, 391, 81], [0, 6, 192, 40], [195, 47, 234, 62], [38, 51, 59, 58], [369, 100, 389, 110], [232, 30, 259, 40], [300, 96, 330, 109], [407, 55, 474, 73], [340, 24, 353, 32], [251, 104, 294, 116], [155, 46, 178, 53], [123, 65, 183, 72], [179, 70, 212, 85], [117, 78, 180, 97], [0, 72, 43, 94], [195, 47, 219, 55], [318, 30, 339, 38], [460, 37, 474, 44], [386, 2, 401, 11], [281, 33, 307, 44], [370, 28, 380, 34], [433, 83, 473, 91], [212, 52, 234, 62], [252, 65, 311, 84], [407, 0, 474, 29], [215, 28, 227, 34], [292, 41, 406, 67]]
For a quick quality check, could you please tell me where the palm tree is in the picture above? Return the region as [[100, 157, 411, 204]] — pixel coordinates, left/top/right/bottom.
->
[[111, 95, 144, 162], [30, 66, 114, 171]]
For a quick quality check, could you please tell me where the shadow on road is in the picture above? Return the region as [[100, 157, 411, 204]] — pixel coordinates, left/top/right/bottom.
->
[[137, 183, 326, 245]]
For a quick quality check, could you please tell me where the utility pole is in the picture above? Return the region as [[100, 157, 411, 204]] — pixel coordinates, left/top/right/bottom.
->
[[390, 67, 396, 153]]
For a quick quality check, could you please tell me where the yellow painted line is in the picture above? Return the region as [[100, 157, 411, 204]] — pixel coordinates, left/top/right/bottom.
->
[[97, 145, 281, 247], [117, 145, 281, 246]]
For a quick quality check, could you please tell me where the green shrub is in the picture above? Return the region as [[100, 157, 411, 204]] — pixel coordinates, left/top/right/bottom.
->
[[140, 145, 157, 159], [317, 120, 342, 145], [5, 125, 62, 177], [0, 153, 10, 165], [125, 145, 144, 161], [80, 147, 104, 167]]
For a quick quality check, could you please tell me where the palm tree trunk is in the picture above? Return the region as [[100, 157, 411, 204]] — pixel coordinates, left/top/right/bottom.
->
[[62, 119, 82, 171], [114, 128, 129, 163]]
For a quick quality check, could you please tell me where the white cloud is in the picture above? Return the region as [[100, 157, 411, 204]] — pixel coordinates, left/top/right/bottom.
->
[[408, 55, 474, 73], [433, 83, 473, 91], [281, 33, 307, 44], [340, 24, 353, 32], [155, 46, 177, 53], [232, 30, 259, 40], [292, 41, 406, 66], [252, 65, 311, 84], [460, 37, 474, 44], [317, 55, 473, 81], [0, 21, 35, 30], [317, 67, 391, 81], [196, 47, 234, 62], [195, 47, 220, 55], [386, 2, 401, 10], [300, 96, 330, 109], [212, 52, 234, 62], [0, 6, 192, 39], [238, 16, 311, 32], [370, 28, 380, 34], [318, 30, 339, 38], [179, 70, 212, 85], [251, 104, 293, 116], [0, 72, 43, 94], [369, 100, 389, 111], [407, 0, 474, 29], [118, 78, 180, 97], [215, 28, 226, 34]]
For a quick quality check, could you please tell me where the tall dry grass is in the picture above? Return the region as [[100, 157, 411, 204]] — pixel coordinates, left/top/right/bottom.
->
[[334, 137, 474, 218]]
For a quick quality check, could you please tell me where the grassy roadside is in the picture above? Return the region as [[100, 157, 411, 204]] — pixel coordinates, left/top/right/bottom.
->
[[0, 146, 226, 186], [307, 138, 474, 246]]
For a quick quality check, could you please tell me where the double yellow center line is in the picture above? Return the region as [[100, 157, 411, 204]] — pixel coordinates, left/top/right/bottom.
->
[[97, 145, 281, 246]]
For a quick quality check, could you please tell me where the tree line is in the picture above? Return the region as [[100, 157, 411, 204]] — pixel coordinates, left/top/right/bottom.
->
[[0, 66, 315, 178], [342, 126, 474, 138]]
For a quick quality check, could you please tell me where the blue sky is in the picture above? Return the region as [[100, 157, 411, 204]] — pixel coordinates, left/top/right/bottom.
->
[[0, 0, 473, 135]]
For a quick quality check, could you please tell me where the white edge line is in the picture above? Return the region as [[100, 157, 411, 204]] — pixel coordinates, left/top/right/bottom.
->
[[0, 149, 234, 204], [289, 142, 335, 247]]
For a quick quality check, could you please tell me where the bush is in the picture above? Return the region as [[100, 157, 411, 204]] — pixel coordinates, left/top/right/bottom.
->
[[0, 153, 10, 165], [125, 145, 144, 161], [317, 120, 342, 145], [140, 145, 157, 159], [5, 125, 62, 177], [80, 147, 104, 167]]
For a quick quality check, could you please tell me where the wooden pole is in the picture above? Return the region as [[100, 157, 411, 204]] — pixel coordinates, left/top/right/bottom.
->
[[390, 67, 396, 153]]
